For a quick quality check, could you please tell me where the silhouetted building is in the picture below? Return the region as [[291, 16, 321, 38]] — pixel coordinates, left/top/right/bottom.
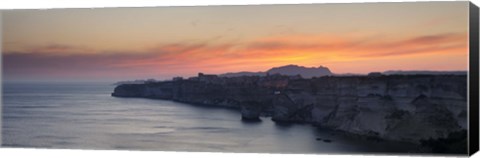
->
[[368, 72, 383, 77]]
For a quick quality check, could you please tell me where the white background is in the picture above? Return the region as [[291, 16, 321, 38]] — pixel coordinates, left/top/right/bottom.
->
[[0, 0, 479, 158]]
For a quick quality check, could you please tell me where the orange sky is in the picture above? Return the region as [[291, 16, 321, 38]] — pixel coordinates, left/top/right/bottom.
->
[[1, 2, 470, 82]]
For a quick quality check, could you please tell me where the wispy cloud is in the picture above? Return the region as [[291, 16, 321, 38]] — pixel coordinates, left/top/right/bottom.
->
[[3, 32, 467, 81]]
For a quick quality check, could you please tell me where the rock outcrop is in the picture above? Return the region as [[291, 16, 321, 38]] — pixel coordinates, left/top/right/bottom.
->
[[112, 74, 467, 144], [218, 64, 333, 78], [267, 64, 332, 78]]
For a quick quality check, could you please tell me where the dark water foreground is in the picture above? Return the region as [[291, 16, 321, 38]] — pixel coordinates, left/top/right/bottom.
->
[[3, 82, 421, 154]]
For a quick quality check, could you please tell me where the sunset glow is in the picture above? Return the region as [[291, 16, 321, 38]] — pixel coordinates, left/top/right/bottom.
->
[[2, 2, 469, 82]]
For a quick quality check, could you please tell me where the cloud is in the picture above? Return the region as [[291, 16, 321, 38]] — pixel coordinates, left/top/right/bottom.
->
[[3, 32, 467, 81], [3, 51, 149, 80], [360, 33, 466, 57], [242, 33, 466, 58], [3, 43, 236, 81], [26, 44, 96, 54]]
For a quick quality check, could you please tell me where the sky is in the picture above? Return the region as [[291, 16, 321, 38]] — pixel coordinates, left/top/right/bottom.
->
[[1, 2, 470, 82]]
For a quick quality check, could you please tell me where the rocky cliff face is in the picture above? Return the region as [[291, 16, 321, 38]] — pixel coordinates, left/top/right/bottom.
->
[[274, 75, 467, 142], [111, 74, 467, 143]]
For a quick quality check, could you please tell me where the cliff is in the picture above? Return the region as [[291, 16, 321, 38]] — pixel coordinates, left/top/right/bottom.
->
[[111, 74, 467, 144], [274, 75, 467, 143]]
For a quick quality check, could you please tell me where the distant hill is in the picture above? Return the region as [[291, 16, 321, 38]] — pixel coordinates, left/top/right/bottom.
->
[[332, 70, 467, 76], [219, 65, 467, 78], [220, 71, 266, 78], [332, 73, 364, 76], [220, 64, 333, 78], [383, 70, 467, 75], [267, 65, 332, 78], [113, 79, 157, 85]]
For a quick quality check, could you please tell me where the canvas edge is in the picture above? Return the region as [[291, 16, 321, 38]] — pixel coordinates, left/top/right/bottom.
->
[[469, 1, 479, 156], [0, 10, 3, 147], [0, 1, 475, 156]]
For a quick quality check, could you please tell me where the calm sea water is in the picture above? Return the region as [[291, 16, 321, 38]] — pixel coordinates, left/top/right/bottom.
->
[[2, 82, 418, 154]]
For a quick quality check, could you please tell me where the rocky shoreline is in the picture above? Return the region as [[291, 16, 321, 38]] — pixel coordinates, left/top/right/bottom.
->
[[111, 73, 467, 152]]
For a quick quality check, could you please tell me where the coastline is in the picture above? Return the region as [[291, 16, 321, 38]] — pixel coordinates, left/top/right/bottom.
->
[[111, 74, 468, 154]]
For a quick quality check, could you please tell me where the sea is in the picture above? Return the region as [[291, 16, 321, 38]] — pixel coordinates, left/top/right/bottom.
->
[[2, 82, 419, 154]]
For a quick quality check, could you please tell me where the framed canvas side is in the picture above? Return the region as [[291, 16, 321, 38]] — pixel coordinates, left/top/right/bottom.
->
[[469, 2, 479, 156], [0, 11, 3, 147]]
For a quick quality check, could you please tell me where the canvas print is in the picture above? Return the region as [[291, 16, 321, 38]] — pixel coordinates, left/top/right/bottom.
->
[[1, 1, 475, 155]]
